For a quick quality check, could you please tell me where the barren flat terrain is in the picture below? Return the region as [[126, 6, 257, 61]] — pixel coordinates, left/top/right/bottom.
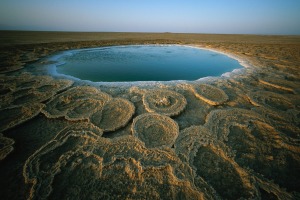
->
[[0, 31, 299, 199]]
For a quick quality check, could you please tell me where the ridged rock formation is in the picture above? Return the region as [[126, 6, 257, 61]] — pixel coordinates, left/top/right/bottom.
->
[[132, 113, 179, 148], [91, 98, 135, 132], [248, 91, 294, 112], [204, 108, 300, 193], [191, 84, 228, 105], [0, 103, 44, 132], [0, 133, 15, 160], [259, 77, 297, 93], [23, 124, 203, 200], [42, 86, 111, 120], [0, 75, 73, 109], [143, 89, 187, 116], [175, 125, 257, 199]]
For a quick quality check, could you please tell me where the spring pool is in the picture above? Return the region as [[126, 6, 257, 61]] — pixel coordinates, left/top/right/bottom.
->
[[53, 45, 243, 82]]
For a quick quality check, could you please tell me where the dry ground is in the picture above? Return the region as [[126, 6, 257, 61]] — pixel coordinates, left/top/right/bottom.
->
[[0, 31, 299, 199]]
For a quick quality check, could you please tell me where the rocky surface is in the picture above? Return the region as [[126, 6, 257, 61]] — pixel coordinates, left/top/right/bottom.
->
[[0, 32, 299, 199]]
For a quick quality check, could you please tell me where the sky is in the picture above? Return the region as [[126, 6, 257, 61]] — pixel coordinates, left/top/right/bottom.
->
[[0, 0, 299, 35]]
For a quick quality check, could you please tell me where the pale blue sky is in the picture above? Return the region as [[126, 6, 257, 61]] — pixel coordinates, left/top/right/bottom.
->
[[0, 0, 299, 35]]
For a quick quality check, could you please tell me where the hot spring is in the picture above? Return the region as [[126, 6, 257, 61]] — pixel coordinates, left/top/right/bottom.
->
[[51, 45, 243, 82]]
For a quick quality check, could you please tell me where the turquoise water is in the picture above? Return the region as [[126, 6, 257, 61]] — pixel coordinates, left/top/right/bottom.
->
[[55, 45, 243, 82]]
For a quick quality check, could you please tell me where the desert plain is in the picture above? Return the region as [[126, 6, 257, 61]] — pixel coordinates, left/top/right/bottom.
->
[[0, 31, 299, 199]]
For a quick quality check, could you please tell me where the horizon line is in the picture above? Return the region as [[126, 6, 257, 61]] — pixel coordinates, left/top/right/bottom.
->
[[1, 29, 299, 37]]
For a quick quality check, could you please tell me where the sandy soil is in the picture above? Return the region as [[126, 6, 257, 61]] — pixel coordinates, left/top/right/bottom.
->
[[0, 31, 299, 199]]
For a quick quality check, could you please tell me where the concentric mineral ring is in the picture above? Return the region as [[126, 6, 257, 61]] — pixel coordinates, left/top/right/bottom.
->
[[132, 113, 179, 148], [143, 89, 187, 116]]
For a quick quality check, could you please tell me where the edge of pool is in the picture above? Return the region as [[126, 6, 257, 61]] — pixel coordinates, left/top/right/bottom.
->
[[44, 44, 256, 88]]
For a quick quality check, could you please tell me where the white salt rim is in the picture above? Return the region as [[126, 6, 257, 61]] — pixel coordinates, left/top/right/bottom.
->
[[43, 44, 254, 88]]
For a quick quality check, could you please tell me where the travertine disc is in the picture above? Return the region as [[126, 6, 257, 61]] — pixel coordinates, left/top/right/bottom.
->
[[132, 113, 179, 148], [42, 86, 111, 120], [248, 91, 294, 111], [191, 84, 228, 105], [91, 98, 135, 132], [143, 89, 187, 116]]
